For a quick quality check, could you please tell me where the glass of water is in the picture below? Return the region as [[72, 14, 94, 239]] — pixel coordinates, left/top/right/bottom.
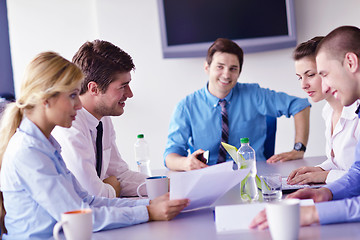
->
[[260, 173, 282, 202]]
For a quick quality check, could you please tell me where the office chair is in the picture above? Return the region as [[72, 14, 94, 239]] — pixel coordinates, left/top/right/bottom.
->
[[264, 116, 277, 159]]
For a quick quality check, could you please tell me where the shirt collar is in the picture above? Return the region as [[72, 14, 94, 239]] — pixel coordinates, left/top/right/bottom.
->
[[204, 82, 234, 108], [81, 107, 102, 130], [344, 100, 360, 120], [19, 117, 61, 153], [356, 101, 360, 118]]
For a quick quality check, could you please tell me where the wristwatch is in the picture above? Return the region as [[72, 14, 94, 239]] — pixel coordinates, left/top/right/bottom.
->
[[294, 142, 306, 152]]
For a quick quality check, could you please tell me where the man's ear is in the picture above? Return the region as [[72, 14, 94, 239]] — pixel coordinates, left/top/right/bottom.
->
[[204, 61, 210, 74], [344, 52, 359, 73], [87, 81, 100, 96]]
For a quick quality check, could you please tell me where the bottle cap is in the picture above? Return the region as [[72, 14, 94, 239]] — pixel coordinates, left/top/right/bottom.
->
[[240, 137, 249, 144], [137, 134, 144, 139]]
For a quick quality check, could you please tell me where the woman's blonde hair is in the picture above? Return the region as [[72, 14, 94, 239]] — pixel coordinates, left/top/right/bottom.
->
[[0, 52, 84, 167]]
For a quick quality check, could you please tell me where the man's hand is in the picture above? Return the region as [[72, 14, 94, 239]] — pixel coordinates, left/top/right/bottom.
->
[[147, 193, 190, 221], [181, 149, 208, 171], [286, 187, 333, 203], [267, 150, 304, 163], [287, 166, 329, 185], [103, 176, 121, 197], [249, 205, 319, 230]]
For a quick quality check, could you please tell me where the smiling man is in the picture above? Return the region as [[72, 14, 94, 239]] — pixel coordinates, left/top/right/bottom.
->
[[164, 38, 311, 171], [250, 25, 360, 229], [52, 40, 147, 198]]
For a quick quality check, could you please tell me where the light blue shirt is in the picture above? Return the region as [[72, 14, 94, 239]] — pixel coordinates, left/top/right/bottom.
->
[[0, 118, 149, 239], [316, 106, 360, 224], [164, 82, 311, 165]]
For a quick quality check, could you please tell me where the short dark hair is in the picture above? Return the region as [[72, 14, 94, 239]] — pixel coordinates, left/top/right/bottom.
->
[[206, 38, 244, 73], [316, 25, 360, 63], [72, 40, 135, 95], [293, 36, 324, 61]]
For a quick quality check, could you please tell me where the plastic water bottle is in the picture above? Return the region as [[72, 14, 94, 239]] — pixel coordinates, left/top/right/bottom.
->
[[237, 137, 259, 202], [134, 134, 152, 176]]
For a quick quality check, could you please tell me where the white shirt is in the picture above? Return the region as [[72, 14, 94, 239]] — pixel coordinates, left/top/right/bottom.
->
[[317, 100, 360, 183], [53, 108, 147, 198]]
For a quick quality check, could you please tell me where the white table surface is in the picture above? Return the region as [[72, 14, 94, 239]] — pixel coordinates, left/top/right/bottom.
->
[[61, 156, 360, 239]]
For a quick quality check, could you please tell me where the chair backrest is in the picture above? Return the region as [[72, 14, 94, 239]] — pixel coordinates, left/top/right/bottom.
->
[[264, 116, 277, 159]]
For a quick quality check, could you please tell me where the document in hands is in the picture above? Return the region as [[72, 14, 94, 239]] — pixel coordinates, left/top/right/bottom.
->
[[169, 161, 250, 211]]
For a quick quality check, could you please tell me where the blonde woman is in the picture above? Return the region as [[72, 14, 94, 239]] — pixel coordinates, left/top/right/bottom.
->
[[0, 52, 188, 239]]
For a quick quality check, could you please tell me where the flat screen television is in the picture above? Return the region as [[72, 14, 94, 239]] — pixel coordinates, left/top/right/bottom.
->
[[157, 0, 297, 58]]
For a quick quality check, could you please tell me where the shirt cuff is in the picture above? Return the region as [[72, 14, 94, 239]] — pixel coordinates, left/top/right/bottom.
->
[[315, 200, 347, 225], [325, 170, 346, 184], [130, 205, 150, 224], [326, 181, 348, 200], [316, 159, 334, 171], [135, 198, 150, 206], [104, 183, 117, 198]]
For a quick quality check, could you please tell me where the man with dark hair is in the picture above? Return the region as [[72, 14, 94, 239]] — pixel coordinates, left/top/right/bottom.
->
[[53, 40, 147, 198], [164, 38, 311, 171], [250, 25, 360, 228]]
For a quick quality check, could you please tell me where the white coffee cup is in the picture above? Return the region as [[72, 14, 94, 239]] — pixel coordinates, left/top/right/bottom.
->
[[53, 208, 93, 240], [137, 176, 169, 200], [266, 199, 300, 240]]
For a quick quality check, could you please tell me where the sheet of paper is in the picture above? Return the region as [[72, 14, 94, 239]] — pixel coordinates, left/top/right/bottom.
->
[[170, 161, 250, 211], [215, 199, 314, 233]]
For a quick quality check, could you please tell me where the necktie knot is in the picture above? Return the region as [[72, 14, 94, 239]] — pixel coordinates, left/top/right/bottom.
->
[[97, 121, 103, 133], [219, 99, 227, 109]]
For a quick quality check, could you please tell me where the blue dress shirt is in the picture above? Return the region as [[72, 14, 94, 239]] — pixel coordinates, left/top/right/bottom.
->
[[0, 118, 149, 239], [316, 107, 360, 224], [164, 82, 311, 165]]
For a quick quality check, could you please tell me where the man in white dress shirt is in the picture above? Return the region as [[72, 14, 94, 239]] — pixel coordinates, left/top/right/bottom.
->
[[53, 40, 147, 198]]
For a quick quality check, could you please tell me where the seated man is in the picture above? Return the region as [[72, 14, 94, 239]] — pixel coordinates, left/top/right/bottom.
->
[[250, 25, 360, 228], [53, 40, 147, 198], [164, 38, 311, 171]]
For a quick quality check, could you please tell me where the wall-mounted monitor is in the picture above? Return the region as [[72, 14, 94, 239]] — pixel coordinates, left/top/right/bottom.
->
[[157, 0, 297, 58]]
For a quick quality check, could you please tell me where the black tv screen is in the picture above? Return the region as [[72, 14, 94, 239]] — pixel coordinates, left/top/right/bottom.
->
[[157, 0, 297, 58]]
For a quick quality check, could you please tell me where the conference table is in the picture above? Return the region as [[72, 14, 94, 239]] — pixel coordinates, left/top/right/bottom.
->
[[91, 156, 360, 239]]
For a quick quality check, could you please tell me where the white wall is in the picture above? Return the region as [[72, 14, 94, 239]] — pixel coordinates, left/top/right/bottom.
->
[[7, 0, 360, 171]]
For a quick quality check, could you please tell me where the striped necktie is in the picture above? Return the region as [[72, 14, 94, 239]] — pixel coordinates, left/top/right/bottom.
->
[[218, 100, 228, 163], [96, 121, 103, 177]]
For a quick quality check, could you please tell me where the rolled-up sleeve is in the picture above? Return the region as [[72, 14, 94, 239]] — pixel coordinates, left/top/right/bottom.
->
[[254, 85, 311, 118], [164, 100, 192, 164]]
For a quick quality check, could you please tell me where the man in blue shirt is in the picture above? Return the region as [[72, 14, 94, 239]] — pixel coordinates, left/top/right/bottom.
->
[[250, 26, 360, 229], [164, 38, 311, 171]]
